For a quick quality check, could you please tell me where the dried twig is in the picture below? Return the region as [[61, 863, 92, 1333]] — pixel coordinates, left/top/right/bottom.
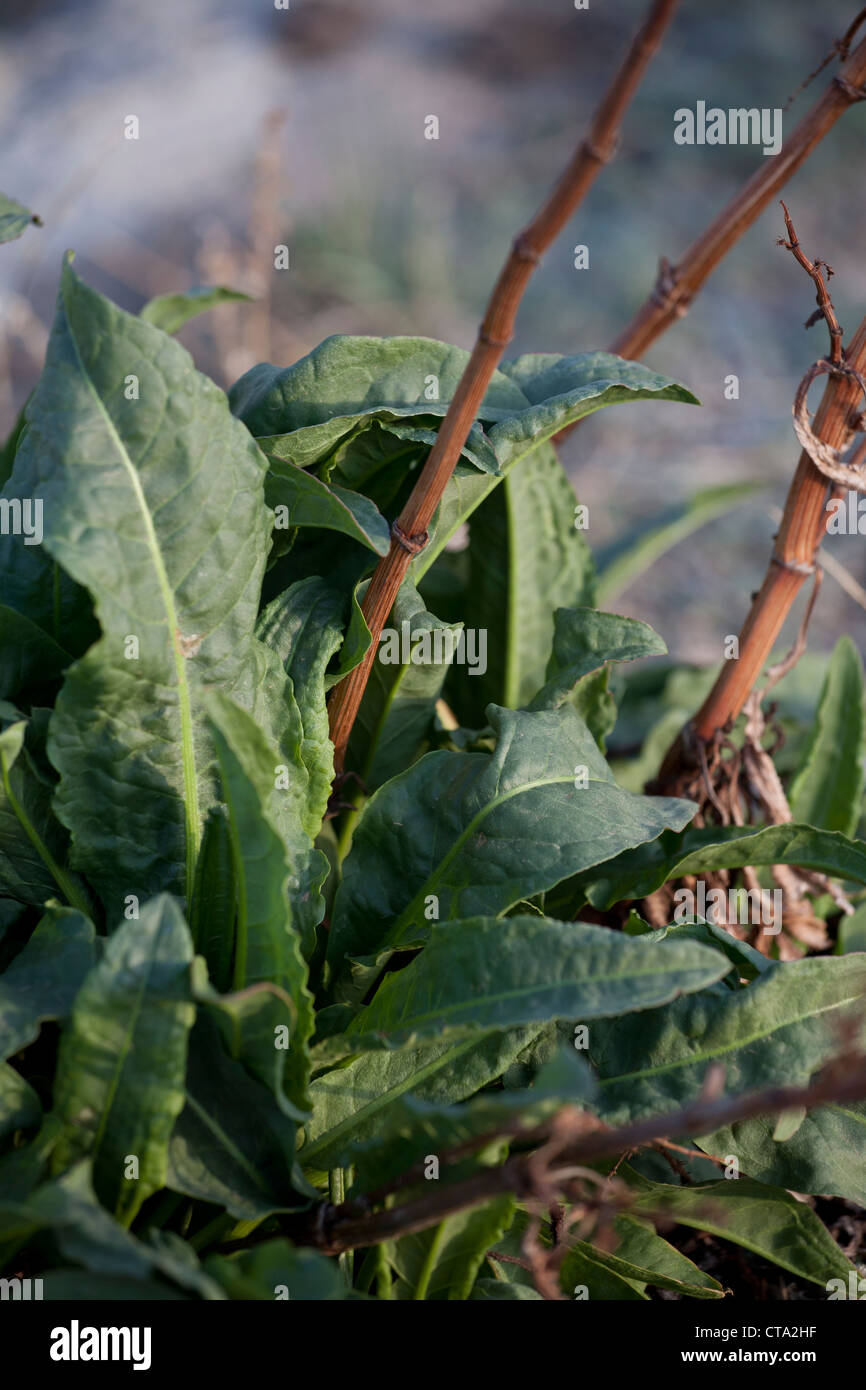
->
[[281, 1048, 866, 1257], [655, 207, 866, 788], [326, 0, 681, 772]]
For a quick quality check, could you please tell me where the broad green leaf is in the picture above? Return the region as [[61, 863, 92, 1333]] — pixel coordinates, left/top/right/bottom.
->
[[0, 1162, 148, 1275], [623, 1167, 853, 1286], [166, 1015, 306, 1220], [461, 443, 595, 720], [342, 1048, 595, 1195], [389, 1197, 515, 1300], [325, 415, 500, 495], [0, 193, 40, 244], [0, 1162, 225, 1296], [231, 338, 696, 575], [229, 335, 519, 471], [50, 895, 195, 1223], [264, 454, 391, 556], [328, 703, 695, 989], [322, 916, 728, 1060], [595, 482, 765, 605], [789, 636, 865, 835], [206, 691, 315, 1118], [414, 355, 698, 578], [140, 285, 252, 334], [301, 1028, 539, 1174], [560, 1244, 648, 1299], [581, 1213, 723, 1298], [0, 903, 95, 1059], [642, 917, 771, 982], [0, 1062, 40, 1140], [470, 1278, 544, 1300], [204, 1239, 345, 1300], [588, 955, 866, 1204], [578, 822, 866, 911], [490, 351, 699, 469], [348, 580, 462, 788], [0, 605, 70, 703], [256, 576, 357, 823], [530, 608, 667, 712], [0, 720, 88, 913], [29, 257, 272, 913]]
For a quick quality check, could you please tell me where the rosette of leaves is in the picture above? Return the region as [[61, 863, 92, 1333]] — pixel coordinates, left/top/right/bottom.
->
[[0, 259, 863, 1301]]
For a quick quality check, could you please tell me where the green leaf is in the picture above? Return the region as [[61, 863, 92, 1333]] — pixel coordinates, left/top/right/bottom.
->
[[0, 720, 88, 912], [491, 351, 699, 471], [390, 1197, 515, 1300], [166, 1014, 305, 1220], [348, 580, 462, 787], [623, 1167, 853, 1286], [0, 1162, 148, 1275], [0, 1161, 225, 1296], [301, 1029, 539, 1174], [645, 918, 771, 982], [336, 1048, 595, 1195], [0, 903, 95, 1059], [588, 955, 866, 1204], [595, 482, 764, 605], [229, 335, 517, 472], [0, 401, 28, 490], [837, 899, 866, 954], [560, 1244, 648, 1299], [578, 822, 866, 911], [530, 607, 667, 714], [580, 1213, 723, 1298], [204, 1239, 345, 1300], [50, 894, 195, 1223], [189, 808, 236, 992], [789, 636, 865, 835], [265, 454, 391, 555], [328, 703, 695, 989], [30, 257, 272, 913], [39, 1271, 191, 1300], [470, 1278, 544, 1300], [256, 577, 357, 824], [461, 443, 595, 719], [140, 285, 252, 335], [0, 605, 70, 704], [0, 1063, 40, 1140], [413, 355, 698, 578], [206, 691, 315, 1119], [0, 192, 40, 244], [323, 916, 728, 1060]]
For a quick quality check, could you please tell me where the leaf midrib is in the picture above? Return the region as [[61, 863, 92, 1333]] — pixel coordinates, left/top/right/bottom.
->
[[357, 957, 721, 1041], [598, 987, 866, 1087], [386, 768, 615, 948], [301, 1038, 480, 1164]]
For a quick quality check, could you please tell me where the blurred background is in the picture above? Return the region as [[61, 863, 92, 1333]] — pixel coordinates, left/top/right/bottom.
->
[[1, 0, 865, 669]]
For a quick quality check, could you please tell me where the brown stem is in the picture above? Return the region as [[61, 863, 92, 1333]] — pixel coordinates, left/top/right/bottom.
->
[[554, 26, 866, 446], [326, 0, 681, 773], [284, 1053, 866, 1255], [655, 313, 866, 786]]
